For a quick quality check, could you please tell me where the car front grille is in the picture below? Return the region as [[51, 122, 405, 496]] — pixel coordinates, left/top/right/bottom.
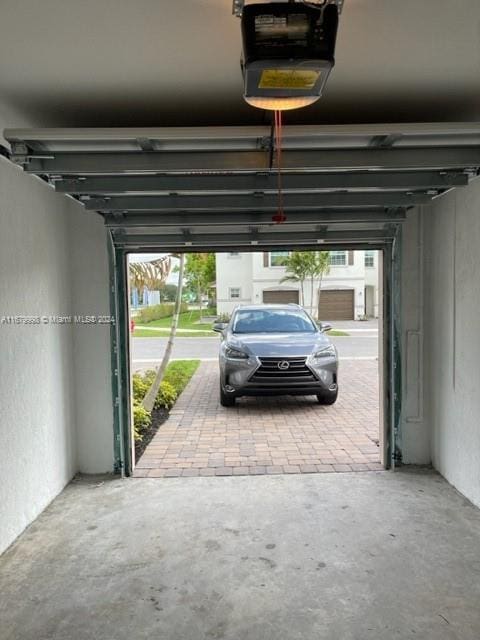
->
[[249, 356, 317, 385]]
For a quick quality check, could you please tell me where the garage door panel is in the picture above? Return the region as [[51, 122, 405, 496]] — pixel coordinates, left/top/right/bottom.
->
[[319, 290, 354, 320], [263, 290, 299, 304]]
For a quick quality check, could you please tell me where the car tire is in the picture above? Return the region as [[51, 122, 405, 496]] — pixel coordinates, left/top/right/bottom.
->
[[317, 387, 338, 405], [220, 384, 236, 407]]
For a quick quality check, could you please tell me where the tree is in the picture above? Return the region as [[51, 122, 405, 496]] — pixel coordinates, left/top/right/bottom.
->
[[183, 253, 216, 317], [159, 283, 178, 302], [129, 257, 171, 304], [280, 251, 314, 307], [279, 251, 330, 316], [314, 252, 331, 318], [142, 253, 185, 413]]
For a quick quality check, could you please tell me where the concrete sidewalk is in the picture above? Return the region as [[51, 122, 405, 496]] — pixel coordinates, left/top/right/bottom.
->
[[331, 319, 378, 333]]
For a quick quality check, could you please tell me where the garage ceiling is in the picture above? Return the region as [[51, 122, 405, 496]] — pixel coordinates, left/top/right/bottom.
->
[[1, 1, 480, 127], [5, 123, 480, 251], [3, 2, 480, 249]]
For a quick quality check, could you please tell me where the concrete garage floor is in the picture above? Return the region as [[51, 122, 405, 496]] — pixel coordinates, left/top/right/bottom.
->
[[134, 360, 380, 477], [1, 470, 480, 640]]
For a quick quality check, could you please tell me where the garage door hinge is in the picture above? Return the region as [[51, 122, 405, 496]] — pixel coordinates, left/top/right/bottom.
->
[[257, 136, 272, 151], [114, 458, 124, 473], [114, 396, 120, 407]]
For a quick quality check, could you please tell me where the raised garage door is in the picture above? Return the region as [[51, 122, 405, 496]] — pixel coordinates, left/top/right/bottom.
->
[[263, 290, 299, 304], [319, 290, 354, 320]]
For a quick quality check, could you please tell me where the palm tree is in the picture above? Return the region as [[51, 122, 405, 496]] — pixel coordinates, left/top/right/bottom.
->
[[314, 252, 331, 319], [129, 256, 171, 304], [142, 253, 185, 413], [280, 251, 313, 307]]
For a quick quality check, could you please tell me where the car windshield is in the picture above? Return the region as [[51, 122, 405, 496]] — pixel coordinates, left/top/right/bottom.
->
[[232, 308, 316, 334]]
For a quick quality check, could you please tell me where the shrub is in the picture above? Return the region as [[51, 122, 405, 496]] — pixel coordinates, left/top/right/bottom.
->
[[154, 380, 178, 410], [163, 360, 200, 396], [131, 361, 199, 439], [136, 302, 188, 324], [133, 403, 151, 442], [132, 372, 150, 403], [217, 312, 230, 323], [140, 369, 156, 387], [132, 370, 179, 410]]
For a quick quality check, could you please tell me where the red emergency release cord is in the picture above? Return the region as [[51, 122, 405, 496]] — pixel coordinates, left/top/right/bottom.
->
[[272, 110, 287, 224]]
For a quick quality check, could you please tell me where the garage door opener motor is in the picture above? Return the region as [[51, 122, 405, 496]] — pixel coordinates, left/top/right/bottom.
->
[[235, 0, 342, 111]]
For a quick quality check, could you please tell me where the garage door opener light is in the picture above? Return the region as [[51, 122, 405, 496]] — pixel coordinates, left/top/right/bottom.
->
[[237, 1, 342, 111]]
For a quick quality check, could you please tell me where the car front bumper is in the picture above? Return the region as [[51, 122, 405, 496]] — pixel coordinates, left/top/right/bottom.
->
[[220, 353, 338, 397]]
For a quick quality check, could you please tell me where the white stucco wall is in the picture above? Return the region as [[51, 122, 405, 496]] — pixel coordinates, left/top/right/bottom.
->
[[423, 180, 480, 507], [70, 210, 114, 474], [400, 209, 429, 464], [217, 251, 377, 319], [0, 157, 78, 555], [0, 106, 114, 553], [216, 252, 253, 314]]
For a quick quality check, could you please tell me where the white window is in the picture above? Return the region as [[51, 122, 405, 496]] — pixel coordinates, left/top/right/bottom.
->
[[229, 287, 241, 299], [270, 251, 290, 267], [365, 251, 375, 268], [329, 251, 346, 266]]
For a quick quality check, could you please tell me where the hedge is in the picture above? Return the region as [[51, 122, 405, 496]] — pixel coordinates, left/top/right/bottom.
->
[[136, 302, 188, 324]]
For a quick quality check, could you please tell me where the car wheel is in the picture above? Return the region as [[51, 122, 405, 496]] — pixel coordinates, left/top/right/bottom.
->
[[317, 387, 338, 405], [220, 384, 236, 407]]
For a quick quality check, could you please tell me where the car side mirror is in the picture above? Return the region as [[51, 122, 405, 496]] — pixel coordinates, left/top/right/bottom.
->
[[321, 323, 332, 332], [213, 322, 227, 333]]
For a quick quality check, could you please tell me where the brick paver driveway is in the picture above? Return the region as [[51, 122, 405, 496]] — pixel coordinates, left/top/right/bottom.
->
[[134, 359, 381, 477]]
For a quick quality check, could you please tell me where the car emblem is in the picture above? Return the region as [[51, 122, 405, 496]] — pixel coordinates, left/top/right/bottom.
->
[[278, 361, 290, 370]]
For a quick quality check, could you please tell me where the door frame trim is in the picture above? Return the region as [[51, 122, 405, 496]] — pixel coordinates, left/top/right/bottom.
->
[[109, 241, 401, 475]]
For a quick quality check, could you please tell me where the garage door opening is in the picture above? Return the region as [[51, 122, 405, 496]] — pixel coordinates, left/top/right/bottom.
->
[[8, 123, 468, 480], [126, 248, 384, 479]]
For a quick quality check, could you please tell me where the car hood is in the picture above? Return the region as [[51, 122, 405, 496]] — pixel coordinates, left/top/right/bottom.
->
[[226, 332, 331, 357]]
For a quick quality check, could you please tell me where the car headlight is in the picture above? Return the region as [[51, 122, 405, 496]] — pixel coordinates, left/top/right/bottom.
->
[[225, 345, 249, 360], [313, 345, 336, 359]]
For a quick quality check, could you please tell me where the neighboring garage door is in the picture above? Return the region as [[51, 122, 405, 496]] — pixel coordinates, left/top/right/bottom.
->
[[318, 290, 354, 320], [263, 290, 299, 304]]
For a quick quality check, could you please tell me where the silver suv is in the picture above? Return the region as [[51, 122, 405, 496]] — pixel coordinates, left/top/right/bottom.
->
[[213, 304, 338, 407]]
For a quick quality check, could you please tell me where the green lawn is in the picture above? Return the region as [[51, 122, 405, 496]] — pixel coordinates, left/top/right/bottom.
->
[[133, 310, 350, 338], [138, 310, 215, 331], [162, 359, 201, 395], [134, 327, 349, 338], [134, 329, 216, 338], [134, 309, 217, 337]]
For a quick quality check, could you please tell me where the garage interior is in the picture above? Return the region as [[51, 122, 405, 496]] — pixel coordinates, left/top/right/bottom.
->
[[1, 1, 480, 638]]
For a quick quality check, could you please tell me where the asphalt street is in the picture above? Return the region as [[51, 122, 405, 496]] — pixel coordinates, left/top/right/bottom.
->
[[131, 333, 379, 370]]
